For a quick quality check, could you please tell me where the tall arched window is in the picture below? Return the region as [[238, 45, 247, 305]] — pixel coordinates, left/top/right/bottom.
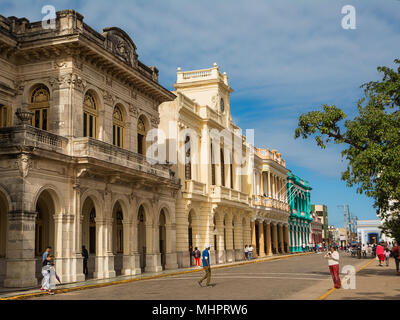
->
[[185, 135, 191, 180], [29, 84, 50, 131], [220, 98, 225, 113], [220, 148, 225, 187], [137, 116, 146, 155], [113, 105, 125, 148], [83, 91, 98, 138], [116, 210, 123, 253], [0, 104, 11, 128], [230, 153, 234, 189], [89, 207, 96, 254], [211, 142, 216, 185]]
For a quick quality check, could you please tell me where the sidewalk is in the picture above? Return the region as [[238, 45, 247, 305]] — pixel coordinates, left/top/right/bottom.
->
[[325, 258, 400, 300], [0, 251, 313, 300]]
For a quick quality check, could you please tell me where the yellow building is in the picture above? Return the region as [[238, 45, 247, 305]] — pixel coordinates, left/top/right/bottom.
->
[[159, 64, 290, 267]]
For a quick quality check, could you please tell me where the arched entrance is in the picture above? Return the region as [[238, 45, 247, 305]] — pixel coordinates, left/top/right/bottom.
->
[[0, 190, 9, 285], [188, 210, 193, 266], [35, 190, 55, 280], [242, 217, 247, 247], [271, 223, 276, 254], [112, 201, 124, 276], [159, 209, 167, 270], [137, 116, 147, 155], [82, 197, 97, 278], [137, 205, 146, 272], [255, 221, 260, 256]]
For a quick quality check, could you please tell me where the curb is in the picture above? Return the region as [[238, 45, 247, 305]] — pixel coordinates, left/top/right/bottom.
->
[[1, 251, 313, 300], [317, 258, 375, 300]]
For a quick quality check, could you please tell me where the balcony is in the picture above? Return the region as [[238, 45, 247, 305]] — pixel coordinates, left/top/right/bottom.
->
[[71, 137, 175, 180], [252, 195, 289, 211], [254, 147, 286, 167], [177, 64, 228, 86], [184, 180, 206, 196], [0, 125, 179, 183], [209, 185, 249, 205], [0, 125, 68, 153]]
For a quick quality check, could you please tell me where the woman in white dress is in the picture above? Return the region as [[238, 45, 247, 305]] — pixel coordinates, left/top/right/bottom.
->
[[41, 254, 56, 295]]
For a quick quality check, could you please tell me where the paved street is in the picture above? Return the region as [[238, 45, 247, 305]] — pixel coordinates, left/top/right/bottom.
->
[[326, 259, 400, 300], [30, 253, 369, 300]]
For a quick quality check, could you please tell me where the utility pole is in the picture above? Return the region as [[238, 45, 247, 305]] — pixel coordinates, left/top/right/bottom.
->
[[347, 205, 352, 241], [343, 204, 348, 246]]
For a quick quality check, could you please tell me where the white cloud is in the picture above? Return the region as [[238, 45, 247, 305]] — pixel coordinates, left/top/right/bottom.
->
[[1, 0, 399, 178]]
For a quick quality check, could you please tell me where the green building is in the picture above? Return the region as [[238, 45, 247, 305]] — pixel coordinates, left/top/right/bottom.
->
[[287, 172, 312, 252]]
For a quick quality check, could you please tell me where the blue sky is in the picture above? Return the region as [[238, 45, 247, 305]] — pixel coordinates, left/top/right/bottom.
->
[[2, 0, 399, 227]]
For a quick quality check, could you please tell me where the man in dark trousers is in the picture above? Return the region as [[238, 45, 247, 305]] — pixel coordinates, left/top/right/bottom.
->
[[82, 245, 89, 276], [198, 245, 212, 288]]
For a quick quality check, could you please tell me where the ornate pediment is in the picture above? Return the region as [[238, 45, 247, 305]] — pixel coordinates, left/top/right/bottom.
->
[[102, 27, 138, 68]]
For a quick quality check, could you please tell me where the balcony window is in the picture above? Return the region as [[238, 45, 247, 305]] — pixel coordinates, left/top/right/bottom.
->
[[137, 116, 147, 155], [185, 135, 191, 180], [220, 149, 225, 187], [211, 143, 216, 185], [83, 91, 98, 138], [0, 105, 11, 128], [29, 84, 50, 131], [113, 105, 125, 148]]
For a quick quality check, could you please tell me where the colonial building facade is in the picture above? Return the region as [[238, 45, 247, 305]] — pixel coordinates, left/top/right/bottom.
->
[[0, 11, 180, 288], [287, 172, 312, 252], [159, 64, 291, 267], [0, 10, 302, 289]]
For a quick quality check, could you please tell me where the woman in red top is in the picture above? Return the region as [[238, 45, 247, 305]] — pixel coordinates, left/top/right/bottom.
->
[[376, 242, 385, 266]]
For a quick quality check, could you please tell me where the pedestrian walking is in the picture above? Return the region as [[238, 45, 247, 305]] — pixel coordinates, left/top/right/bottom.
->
[[391, 241, 400, 275], [384, 247, 391, 267], [376, 242, 385, 266], [324, 246, 341, 289], [198, 245, 212, 288], [41, 254, 59, 295], [193, 247, 201, 267], [82, 245, 89, 276], [42, 246, 52, 262], [248, 245, 254, 260], [244, 245, 249, 260]]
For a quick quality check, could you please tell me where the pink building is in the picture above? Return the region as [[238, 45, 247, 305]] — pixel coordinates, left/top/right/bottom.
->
[[311, 213, 323, 246]]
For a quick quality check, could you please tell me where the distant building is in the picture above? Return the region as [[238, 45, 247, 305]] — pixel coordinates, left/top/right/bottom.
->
[[310, 212, 323, 246], [336, 228, 348, 247], [312, 205, 329, 242], [329, 226, 339, 245], [356, 220, 394, 246]]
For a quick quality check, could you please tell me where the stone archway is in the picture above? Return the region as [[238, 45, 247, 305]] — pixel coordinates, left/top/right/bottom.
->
[[137, 205, 147, 272], [0, 190, 9, 286], [159, 209, 167, 270], [82, 197, 98, 279], [34, 190, 56, 280], [112, 201, 124, 276]]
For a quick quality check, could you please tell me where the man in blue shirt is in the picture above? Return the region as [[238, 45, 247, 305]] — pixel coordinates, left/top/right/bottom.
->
[[198, 245, 212, 287], [42, 246, 52, 262]]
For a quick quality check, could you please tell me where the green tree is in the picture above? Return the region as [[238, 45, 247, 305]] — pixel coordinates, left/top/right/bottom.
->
[[294, 59, 400, 239]]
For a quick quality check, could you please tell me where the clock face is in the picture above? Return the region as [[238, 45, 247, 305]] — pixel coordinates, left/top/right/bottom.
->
[[220, 98, 225, 113]]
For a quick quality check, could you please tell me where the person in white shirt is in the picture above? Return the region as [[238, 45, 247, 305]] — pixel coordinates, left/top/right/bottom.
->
[[244, 245, 249, 260], [248, 245, 254, 260], [362, 244, 367, 258], [324, 246, 341, 289]]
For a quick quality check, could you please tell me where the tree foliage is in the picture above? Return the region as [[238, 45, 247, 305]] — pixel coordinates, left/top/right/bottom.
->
[[294, 59, 400, 227]]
